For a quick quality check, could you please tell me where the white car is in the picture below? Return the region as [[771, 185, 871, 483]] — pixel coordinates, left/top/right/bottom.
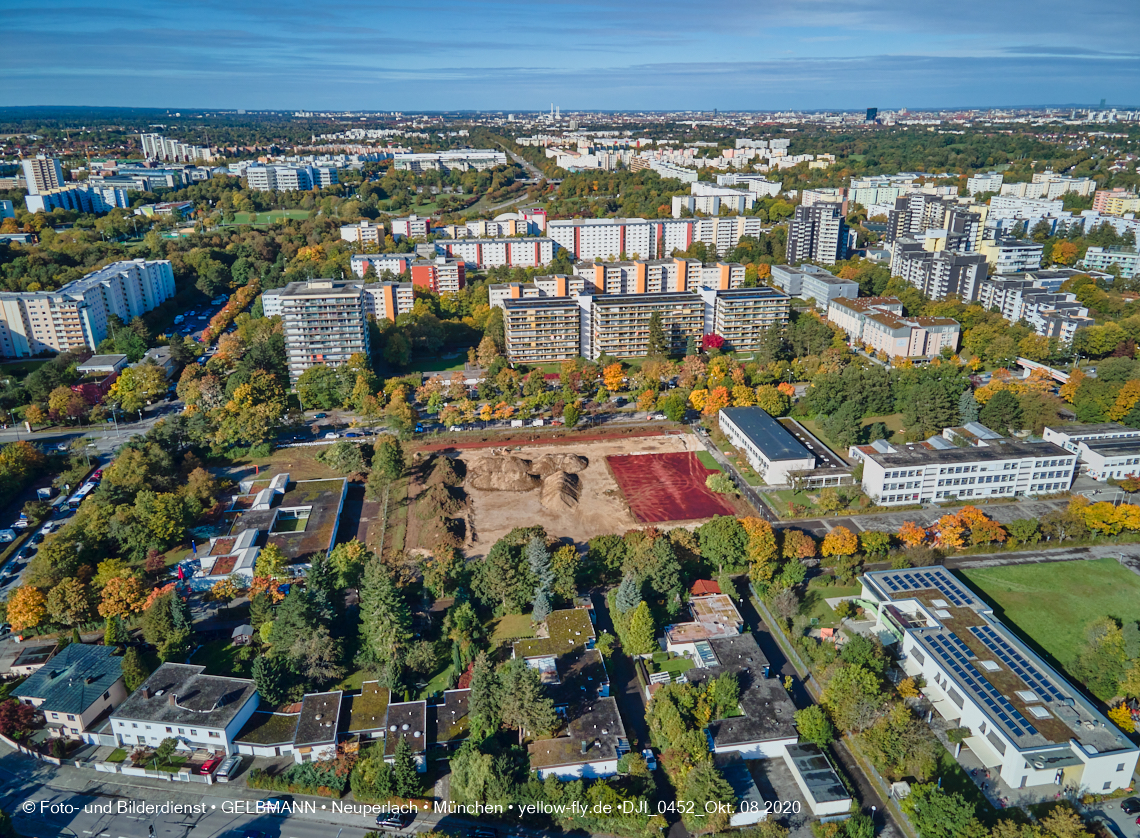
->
[[324, 431, 339, 439], [449, 425, 463, 432]]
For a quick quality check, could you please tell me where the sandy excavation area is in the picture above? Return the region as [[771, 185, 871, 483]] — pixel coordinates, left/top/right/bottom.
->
[[458, 434, 703, 557]]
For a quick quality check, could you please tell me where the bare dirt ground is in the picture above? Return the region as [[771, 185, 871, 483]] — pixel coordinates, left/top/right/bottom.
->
[[458, 434, 706, 558]]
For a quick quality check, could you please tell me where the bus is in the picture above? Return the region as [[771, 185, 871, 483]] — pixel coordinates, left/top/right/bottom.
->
[[67, 482, 97, 510]]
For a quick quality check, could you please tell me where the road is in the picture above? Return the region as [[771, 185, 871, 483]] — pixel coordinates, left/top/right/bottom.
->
[[494, 141, 544, 180]]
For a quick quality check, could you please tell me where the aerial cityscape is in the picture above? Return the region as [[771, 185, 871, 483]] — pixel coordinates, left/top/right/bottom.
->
[[2, 4, 1140, 838]]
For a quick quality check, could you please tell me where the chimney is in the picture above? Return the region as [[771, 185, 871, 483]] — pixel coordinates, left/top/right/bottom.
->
[[580, 740, 589, 755], [141, 687, 151, 699], [168, 693, 177, 707]]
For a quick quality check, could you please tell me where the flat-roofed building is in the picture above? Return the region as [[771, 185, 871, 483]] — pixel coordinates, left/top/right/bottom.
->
[[340, 220, 385, 246], [584, 291, 706, 359], [1082, 247, 1140, 278], [771, 264, 857, 310], [348, 253, 413, 279], [861, 309, 960, 360], [850, 436, 1076, 506], [503, 297, 582, 364], [360, 282, 414, 323], [827, 297, 906, 342], [389, 215, 432, 238], [862, 566, 1139, 800], [718, 407, 816, 486], [276, 280, 369, 382], [410, 256, 466, 294], [697, 286, 790, 352], [434, 237, 555, 269], [528, 696, 629, 780], [488, 275, 582, 308], [980, 238, 1044, 273]]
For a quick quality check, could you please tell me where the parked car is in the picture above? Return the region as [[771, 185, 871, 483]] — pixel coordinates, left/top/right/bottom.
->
[[324, 432, 339, 439], [215, 754, 242, 782], [344, 432, 362, 438], [375, 811, 415, 830], [448, 425, 463, 432], [414, 424, 424, 433], [313, 413, 327, 419], [198, 756, 223, 775], [1122, 798, 1140, 815]]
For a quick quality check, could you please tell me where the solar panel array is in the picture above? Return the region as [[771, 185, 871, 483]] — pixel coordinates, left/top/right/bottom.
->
[[925, 633, 1039, 740], [876, 569, 977, 606], [969, 625, 1068, 703]]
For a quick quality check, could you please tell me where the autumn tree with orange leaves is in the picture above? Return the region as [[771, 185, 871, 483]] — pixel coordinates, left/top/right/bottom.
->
[[821, 526, 858, 559], [897, 521, 927, 547]]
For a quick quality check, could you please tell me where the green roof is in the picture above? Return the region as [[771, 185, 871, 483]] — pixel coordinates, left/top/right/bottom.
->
[[513, 608, 595, 658], [15, 644, 123, 715], [234, 711, 300, 746], [345, 681, 390, 733]]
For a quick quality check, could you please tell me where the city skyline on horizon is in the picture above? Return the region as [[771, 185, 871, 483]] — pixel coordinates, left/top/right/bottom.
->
[[1, 0, 1138, 112]]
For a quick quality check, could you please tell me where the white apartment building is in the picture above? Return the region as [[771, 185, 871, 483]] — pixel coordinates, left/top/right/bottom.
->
[[1082, 247, 1140, 277], [434, 237, 555, 269], [139, 133, 215, 162], [827, 297, 905, 342], [503, 297, 583, 364], [393, 150, 506, 172], [1042, 423, 1140, 481], [966, 171, 1004, 195], [696, 286, 791, 352], [715, 173, 782, 197], [975, 276, 1092, 344], [0, 260, 175, 358], [1000, 172, 1096, 200], [548, 216, 767, 261], [850, 436, 1076, 506], [21, 156, 65, 194], [828, 297, 958, 359], [340, 220, 385, 246], [786, 204, 849, 265], [245, 164, 338, 192], [771, 265, 857, 310], [574, 258, 744, 296], [389, 215, 432, 239], [348, 253, 414, 279], [980, 239, 1045, 273], [891, 244, 988, 302], [861, 567, 1138, 800], [672, 182, 755, 217], [25, 185, 130, 215], [275, 280, 370, 382], [110, 664, 260, 756], [411, 256, 466, 294], [489, 275, 582, 308]]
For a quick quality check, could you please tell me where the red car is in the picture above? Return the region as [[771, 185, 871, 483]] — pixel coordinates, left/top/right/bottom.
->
[[198, 756, 223, 775], [92, 469, 103, 480]]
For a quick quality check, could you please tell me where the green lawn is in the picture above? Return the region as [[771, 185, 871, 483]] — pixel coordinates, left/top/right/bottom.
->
[[335, 668, 368, 691], [230, 209, 311, 225], [695, 451, 722, 472], [155, 755, 188, 773], [187, 638, 249, 677], [960, 558, 1140, 666], [0, 359, 47, 381], [106, 748, 128, 763], [418, 664, 455, 700], [658, 657, 694, 677], [489, 613, 535, 647], [767, 488, 825, 517], [403, 355, 469, 374], [799, 584, 862, 629]]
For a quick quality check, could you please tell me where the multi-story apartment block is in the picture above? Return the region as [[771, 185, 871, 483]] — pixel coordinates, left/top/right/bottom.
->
[[862, 566, 1138, 801], [890, 242, 987, 302], [771, 264, 858, 310], [0, 260, 175, 358], [850, 435, 1076, 506], [1000, 171, 1096, 200], [340, 220, 385, 246], [348, 253, 414, 279], [245, 165, 338, 192], [392, 150, 507, 172], [411, 257, 466, 294], [826, 297, 904, 340], [25, 185, 130, 215], [548, 216, 767, 261], [21, 156, 65, 194], [502, 297, 583, 364], [715, 173, 782, 197], [1092, 188, 1140, 216], [139, 133, 215, 162], [583, 292, 707, 360], [360, 282, 415, 323], [1082, 247, 1140, 277], [980, 238, 1044, 273], [886, 195, 983, 252], [433, 238, 555, 269], [966, 171, 1004, 195], [860, 309, 960, 360], [975, 276, 1092, 343], [574, 258, 744, 295], [672, 182, 755, 217], [275, 280, 369, 382], [696, 287, 790, 352], [786, 204, 849, 265], [389, 215, 432, 239], [489, 275, 583, 308]]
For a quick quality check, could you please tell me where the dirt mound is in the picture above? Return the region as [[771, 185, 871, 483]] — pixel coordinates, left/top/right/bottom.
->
[[530, 453, 589, 477], [467, 454, 540, 492], [540, 471, 580, 511]]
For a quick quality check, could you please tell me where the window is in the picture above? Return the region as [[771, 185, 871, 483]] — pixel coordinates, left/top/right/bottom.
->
[[67, 715, 75, 721], [166, 727, 173, 733], [1118, 763, 1126, 772], [132, 723, 138, 729], [1103, 782, 1112, 790], [51, 713, 58, 719], [190, 730, 197, 737], [208, 732, 220, 739], [103, 692, 110, 700], [178, 728, 185, 734]]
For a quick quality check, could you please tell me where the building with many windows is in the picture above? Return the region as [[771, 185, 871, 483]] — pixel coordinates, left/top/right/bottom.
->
[[245, 164, 338, 191], [411, 256, 466, 294], [1082, 247, 1140, 277], [339, 220, 385, 246], [975, 276, 1092, 344], [771, 264, 858, 310], [861, 566, 1138, 800], [360, 282, 415, 323], [890, 242, 987, 302], [390, 215, 432, 239], [433, 237, 555, 269], [1042, 423, 1140, 482], [697, 287, 790, 352], [21, 156, 65, 194], [15, 644, 127, 742], [718, 407, 816, 486], [786, 204, 849, 265], [139, 133, 215, 162], [392, 150, 506, 172], [348, 253, 414, 279], [25, 185, 130, 215], [503, 297, 583, 364], [849, 434, 1076, 506], [548, 216, 768, 261], [0, 260, 175, 358], [584, 292, 706, 359], [574, 258, 745, 295], [274, 280, 369, 382], [980, 238, 1045, 273], [827, 297, 905, 342], [859, 308, 960, 360]]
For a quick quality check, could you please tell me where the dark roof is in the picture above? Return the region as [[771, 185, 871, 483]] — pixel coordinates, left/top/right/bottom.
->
[[714, 752, 767, 811], [547, 648, 609, 709], [384, 701, 427, 756], [13, 644, 57, 669], [431, 689, 471, 745], [719, 407, 813, 462], [113, 663, 257, 729], [1081, 438, 1140, 455], [234, 711, 299, 746], [784, 744, 851, 803], [15, 644, 123, 715], [528, 696, 627, 770], [864, 439, 1067, 467], [685, 633, 797, 747], [295, 691, 342, 747]]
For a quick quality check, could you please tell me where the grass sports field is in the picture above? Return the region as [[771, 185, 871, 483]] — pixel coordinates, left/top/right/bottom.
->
[[960, 558, 1140, 666]]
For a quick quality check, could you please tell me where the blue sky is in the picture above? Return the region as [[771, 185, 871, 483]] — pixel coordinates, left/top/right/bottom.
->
[[1, 0, 1137, 110]]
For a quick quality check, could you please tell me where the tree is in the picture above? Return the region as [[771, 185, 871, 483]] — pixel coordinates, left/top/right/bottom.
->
[[900, 785, 983, 838], [252, 655, 296, 706], [358, 557, 411, 687], [897, 521, 926, 547], [392, 735, 420, 798], [45, 577, 91, 626], [0, 700, 36, 738], [296, 364, 345, 409], [794, 705, 835, 747], [706, 473, 736, 494], [107, 364, 168, 414], [317, 440, 367, 475], [562, 402, 580, 427], [646, 312, 669, 357], [821, 526, 858, 559], [698, 516, 747, 571], [626, 601, 657, 655], [603, 363, 624, 392], [499, 659, 559, 736], [859, 531, 891, 558], [615, 574, 642, 613], [754, 385, 790, 416], [475, 335, 499, 369], [7, 585, 45, 632], [821, 663, 882, 732], [817, 487, 846, 514], [255, 543, 288, 581], [782, 529, 816, 561], [742, 516, 778, 585], [1108, 703, 1135, 733], [958, 389, 980, 424], [979, 389, 1023, 434], [373, 436, 404, 481], [468, 651, 500, 732], [1006, 518, 1040, 545], [121, 647, 151, 692], [681, 760, 735, 834]]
